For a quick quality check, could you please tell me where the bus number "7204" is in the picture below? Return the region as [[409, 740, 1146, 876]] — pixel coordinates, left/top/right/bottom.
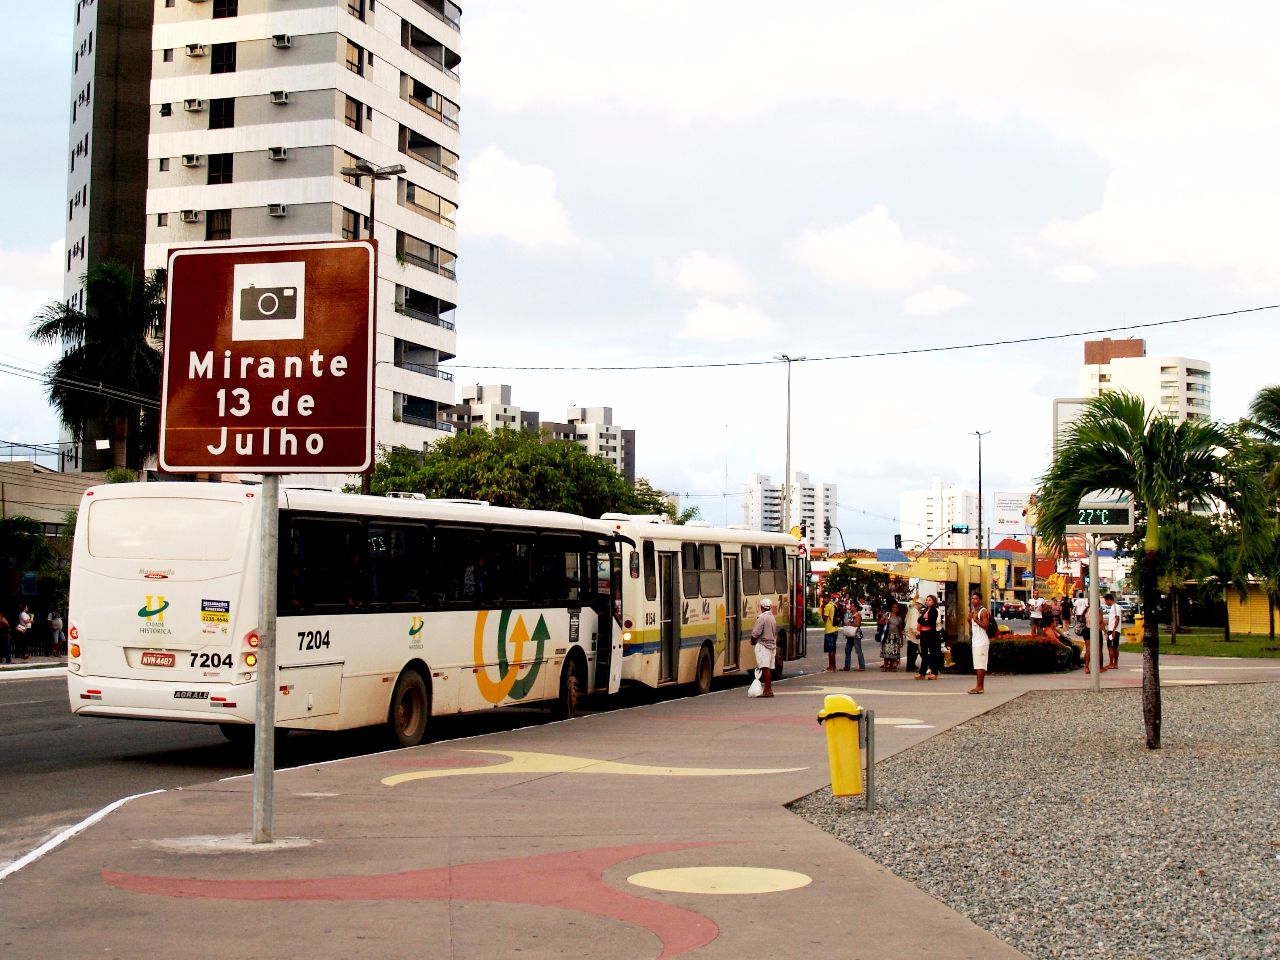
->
[[298, 630, 331, 651]]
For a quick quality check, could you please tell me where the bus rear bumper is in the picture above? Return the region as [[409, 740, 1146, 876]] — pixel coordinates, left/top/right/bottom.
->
[[68, 673, 255, 724]]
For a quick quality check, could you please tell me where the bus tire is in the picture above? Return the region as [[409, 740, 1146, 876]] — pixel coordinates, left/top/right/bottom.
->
[[552, 656, 585, 720], [388, 669, 430, 747], [692, 645, 713, 696]]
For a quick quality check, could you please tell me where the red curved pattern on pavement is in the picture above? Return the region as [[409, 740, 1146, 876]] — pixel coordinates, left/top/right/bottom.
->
[[103, 841, 725, 960]]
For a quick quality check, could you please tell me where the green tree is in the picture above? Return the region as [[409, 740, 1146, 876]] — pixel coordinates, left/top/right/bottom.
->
[[30, 260, 165, 470], [1036, 391, 1267, 749], [822, 559, 889, 601], [1127, 511, 1219, 641], [633, 477, 701, 524], [370, 428, 650, 518], [1244, 385, 1280, 640]]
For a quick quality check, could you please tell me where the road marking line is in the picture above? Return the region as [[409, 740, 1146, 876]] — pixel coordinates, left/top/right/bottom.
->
[[0, 789, 166, 881], [0, 699, 56, 708]]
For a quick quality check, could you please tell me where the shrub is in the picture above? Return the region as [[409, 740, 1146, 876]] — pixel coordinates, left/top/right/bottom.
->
[[947, 634, 1073, 673]]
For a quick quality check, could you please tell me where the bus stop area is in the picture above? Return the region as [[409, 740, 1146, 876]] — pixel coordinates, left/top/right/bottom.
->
[[5, 640, 1280, 959]]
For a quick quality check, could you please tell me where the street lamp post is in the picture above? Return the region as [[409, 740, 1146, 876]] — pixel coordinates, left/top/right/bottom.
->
[[973, 430, 990, 556], [339, 160, 405, 494], [773, 354, 805, 537]]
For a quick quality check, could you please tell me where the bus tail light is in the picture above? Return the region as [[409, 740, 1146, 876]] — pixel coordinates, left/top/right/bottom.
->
[[622, 631, 632, 643], [69, 625, 79, 641], [245, 631, 260, 648], [70, 643, 81, 658], [623, 619, 633, 629], [244, 652, 258, 667]]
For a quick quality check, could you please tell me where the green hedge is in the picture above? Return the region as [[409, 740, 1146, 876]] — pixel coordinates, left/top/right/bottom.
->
[[947, 634, 1073, 673]]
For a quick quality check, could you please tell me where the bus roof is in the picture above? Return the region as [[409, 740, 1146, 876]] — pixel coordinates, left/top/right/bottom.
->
[[600, 515, 801, 550]]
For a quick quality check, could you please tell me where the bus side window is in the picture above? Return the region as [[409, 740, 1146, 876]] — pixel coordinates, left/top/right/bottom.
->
[[773, 547, 788, 591], [758, 546, 775, 594], [698, 543, 723, 597], [741, 546, 760, 594], [283, 517, 368, 613], [681, 543, 700, 598], [368, 523, 429, 608], [432, 525, 489, 605], [642, 540, 657, 601], [492, 531, 533, 605], [533, 534, 579, 604]]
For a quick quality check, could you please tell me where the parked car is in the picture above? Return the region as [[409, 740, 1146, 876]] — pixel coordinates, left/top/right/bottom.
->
[[1000, 600, 1027, 620], [1117, 601, 1137, 622]]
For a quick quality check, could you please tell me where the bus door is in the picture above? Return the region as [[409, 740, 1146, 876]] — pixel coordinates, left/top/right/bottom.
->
[[791, 555, 807, 657], [658, 552, 678, 683], [723, 554, 740, 670], [593, 545, 623, 694]]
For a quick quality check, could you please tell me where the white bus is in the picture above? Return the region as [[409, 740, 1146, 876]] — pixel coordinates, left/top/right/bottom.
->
[[604, 516, 806, 692], [68, 483, 627, 746]]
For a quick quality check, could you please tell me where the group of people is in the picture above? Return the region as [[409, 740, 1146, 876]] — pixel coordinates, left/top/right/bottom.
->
[[819, 593, 947, 680], [0, 604, 65, 664], [1027, 588, 1124, 673]]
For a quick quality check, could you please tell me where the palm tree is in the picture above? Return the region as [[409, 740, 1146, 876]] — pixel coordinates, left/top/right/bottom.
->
[[1244, 385, 1280, 642], [1036, 391, 1267, 749], [30, 260, 165, 471]]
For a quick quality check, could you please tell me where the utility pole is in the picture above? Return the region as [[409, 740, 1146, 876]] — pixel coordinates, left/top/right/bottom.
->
[[973, 430, 990, 556], [773, 354, 805, 536]]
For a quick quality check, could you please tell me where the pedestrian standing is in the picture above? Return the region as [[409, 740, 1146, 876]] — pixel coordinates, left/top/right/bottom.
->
[[881, 602, 904, 671], [821, 594, 838, 672], [48, 608, 66, 657], [1027, 589, 1045, 636], [840, 598, 865, 671], [914, 594, 942, 679], [904, 594, 923, 674], [968, 591, 991, 694], [1104, 592, 1122, 671], [14, 604, 31, 659], [0, 611, 11, 664], [1072, 591, 1088, 632], [749, 597, 778, 698]]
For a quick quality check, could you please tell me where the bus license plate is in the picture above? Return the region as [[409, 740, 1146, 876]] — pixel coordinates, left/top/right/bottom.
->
[[140, 651, 177, 668]]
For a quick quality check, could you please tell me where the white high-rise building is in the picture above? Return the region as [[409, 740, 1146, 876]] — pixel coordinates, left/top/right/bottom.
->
[[64, 0, 461, 468], [1079, 339, 1211, 424], [900, 478, 978, 550], [743, 472, 837, 553]]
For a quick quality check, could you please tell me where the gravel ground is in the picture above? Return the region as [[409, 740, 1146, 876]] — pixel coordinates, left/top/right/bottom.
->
[[790, 682, 1280, 960]]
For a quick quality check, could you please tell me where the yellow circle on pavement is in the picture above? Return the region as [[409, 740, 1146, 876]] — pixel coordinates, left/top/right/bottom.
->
[[627, 866, 811, 895]]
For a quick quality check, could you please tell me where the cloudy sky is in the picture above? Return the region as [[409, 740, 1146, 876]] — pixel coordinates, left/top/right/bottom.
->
[[4, 2, 1276, 545]]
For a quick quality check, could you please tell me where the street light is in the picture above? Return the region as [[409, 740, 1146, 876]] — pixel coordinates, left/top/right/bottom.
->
[[973, 430, 990, 556], [339, 160, 407, 244], [773, 353, 805, 537]]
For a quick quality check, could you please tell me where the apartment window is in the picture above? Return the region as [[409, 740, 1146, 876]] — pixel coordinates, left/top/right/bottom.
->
[[212, 0, 238, 17], [345, 39, 365, 76], [348, 0, 366, 20], [207, 153, 233, 185], [1187, 368, 1209, 378], [206, 209, 231, 241], [210, 42, 236, 74], [158, 157, 169, 171], [341, 151, 362, 185], [344, 95, 363, 131], [209, 97, 235, 129], [165, 0, 174, 6], [163, 48, 173, 62], [341, 208, 360, 240], [404, 182, 457, 224], [159, 102, 172, 117], [157, 213, 168, 227]]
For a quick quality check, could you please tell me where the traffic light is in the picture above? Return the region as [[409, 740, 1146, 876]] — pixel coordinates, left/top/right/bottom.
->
[[800, 521, 807, 537], [893, 534, 903, 549], [950, 523, 970, 534], [824, 518, 831, 536]]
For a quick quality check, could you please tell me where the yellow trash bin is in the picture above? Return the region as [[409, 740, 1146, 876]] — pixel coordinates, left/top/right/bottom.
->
[[817, 694, 862, 797], [1123, 614, 1144, 643]]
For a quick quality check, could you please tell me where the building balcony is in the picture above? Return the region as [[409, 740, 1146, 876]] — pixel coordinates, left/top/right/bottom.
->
[[411, 0, 461, 32], [399, 125, 459, 180], [401, 21, 461, 81], [395, 299, 455, 331], [395, 358, 454, 382]]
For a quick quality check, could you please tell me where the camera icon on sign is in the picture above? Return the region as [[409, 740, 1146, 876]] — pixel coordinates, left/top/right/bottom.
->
[[232, 261, 305, 341], [240, 285, 298, 322]]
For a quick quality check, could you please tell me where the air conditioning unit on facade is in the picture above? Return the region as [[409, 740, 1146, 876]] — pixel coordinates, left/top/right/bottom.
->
[[267, 146, 288, 160], [181, 153, 201, 167], [185, 43, 208, 57], [272, 34, 292, 48], [270, 90, 289, 104], [180, 210, 200, 223], [183, 98, 204, 112], [267, 203, 288, 217]]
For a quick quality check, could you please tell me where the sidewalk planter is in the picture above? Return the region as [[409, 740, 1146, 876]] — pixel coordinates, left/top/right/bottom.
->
[[947, 635, 1073, 673]]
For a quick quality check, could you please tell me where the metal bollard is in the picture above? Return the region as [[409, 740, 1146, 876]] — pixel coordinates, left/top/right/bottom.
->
[[817, 694, 863, 797]]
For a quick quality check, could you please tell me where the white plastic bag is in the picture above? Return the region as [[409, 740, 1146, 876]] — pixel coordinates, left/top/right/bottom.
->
[[747, 672, 764, 698]]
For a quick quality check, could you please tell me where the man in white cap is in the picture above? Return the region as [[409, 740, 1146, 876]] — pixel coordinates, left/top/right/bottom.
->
[[749, 597, 778, 698]]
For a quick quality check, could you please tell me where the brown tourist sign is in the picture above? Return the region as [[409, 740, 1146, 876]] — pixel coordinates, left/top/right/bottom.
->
[[159, 241, 376, 473]]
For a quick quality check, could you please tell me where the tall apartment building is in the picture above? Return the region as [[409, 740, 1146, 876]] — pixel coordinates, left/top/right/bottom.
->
[[443, 385, 637, 483], [742, 472, 837, 553], [1079, 338, 1211, 423], [62, 0, 461, 468], [899, 478, 978, 550]]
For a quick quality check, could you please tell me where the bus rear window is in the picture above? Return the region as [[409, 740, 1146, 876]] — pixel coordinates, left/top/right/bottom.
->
[[87, 497, 245, 561]]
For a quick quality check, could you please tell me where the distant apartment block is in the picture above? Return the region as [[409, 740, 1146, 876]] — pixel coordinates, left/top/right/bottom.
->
[[900, 478, 979, 550], [1079, 338, 1211, 424], [443, 385, 636, 482], [743, 472, 837, 553]]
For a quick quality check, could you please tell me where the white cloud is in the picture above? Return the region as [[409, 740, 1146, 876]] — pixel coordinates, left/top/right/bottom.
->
[[1051, 264, 1099, 284], [655, 250, 755, 299], [0, 241, 63, 443], [459, 145, 584, 252], [902, 285, 972, 316], [676, 299, 776, 342], [788, 206, 971, 293]]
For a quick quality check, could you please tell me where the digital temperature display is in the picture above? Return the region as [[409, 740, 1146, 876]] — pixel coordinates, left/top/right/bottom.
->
[[1065, 501, 1135, 534]]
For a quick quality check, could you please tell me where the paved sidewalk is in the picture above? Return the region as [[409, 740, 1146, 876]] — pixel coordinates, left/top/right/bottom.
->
[[3, 641, 1277, 960]]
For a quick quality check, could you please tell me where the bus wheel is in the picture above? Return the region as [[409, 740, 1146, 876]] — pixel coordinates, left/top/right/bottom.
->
[[553, 658, 584, 720], [692, 646, 713, 696], [389, 670, 430, 747]]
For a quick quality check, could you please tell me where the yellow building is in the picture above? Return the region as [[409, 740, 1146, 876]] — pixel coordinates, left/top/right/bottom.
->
[[1225, 584, 1275, 636]]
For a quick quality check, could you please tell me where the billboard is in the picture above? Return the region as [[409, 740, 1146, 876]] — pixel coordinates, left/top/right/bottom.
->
[[992, 491, 1034, 536], [159, 241, 376, 473]]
